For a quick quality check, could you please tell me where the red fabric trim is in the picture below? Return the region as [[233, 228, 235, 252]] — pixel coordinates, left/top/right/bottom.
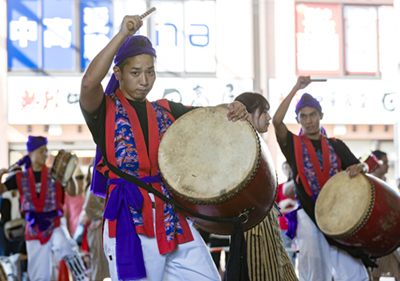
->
[[176, 211, 194, 244], [107, 184, 117, 238], [302, 136, 330, 188], [156, 99, 176, 122], [55, 182, 64, 210], [115, 89, 151, 178], [27, 166, 48, 212], [81, 221, 90, 251], [138, 186, 154, 237], [96, 157, 109, 175], [294, 135, 342, 197], [105, 96, 117, 170], [153, 182, 193, 254], [293, 135, 313, 196], [16, 171, 24, 209], [147, 101, 160, 175]]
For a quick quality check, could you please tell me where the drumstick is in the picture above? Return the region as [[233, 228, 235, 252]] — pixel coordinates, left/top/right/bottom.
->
[[127, 7, 156, 30], [310, 79, 327, 82]]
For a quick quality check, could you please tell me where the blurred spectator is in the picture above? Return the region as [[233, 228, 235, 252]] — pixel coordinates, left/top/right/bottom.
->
[[64, 167, 86, 236], [370, 150, 389, 181], [83, 163, 110, 281], [276, 161, 297, 267], [370, 150, 400, 281]]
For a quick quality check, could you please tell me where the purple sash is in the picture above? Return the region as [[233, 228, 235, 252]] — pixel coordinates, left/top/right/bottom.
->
[[103, 175, 162, 280], [26, 210, 62, 232]]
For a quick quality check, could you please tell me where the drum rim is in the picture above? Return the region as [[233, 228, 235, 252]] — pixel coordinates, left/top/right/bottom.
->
[[316, 173, 375, 239], [192, 172, 280, 235], [60, 154, 78, 186], [4, 218, 26, 242], [159, 109, 262, 205], [50, 150, 78, 186]]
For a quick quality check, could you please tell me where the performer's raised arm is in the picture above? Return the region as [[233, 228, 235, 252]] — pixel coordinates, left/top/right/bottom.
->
[[80, 15, 143, 114], [272, 76, 312, 145]]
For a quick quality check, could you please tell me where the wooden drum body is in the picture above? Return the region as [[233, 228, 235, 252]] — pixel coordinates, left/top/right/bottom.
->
[[51, 150, 78, 186], [316, 171, 400, 258], [158, 107, 277, 235]]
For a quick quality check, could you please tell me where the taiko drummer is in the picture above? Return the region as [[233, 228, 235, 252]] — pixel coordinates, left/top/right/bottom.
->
[[79, 14, 248, 281], [272, 76, 373, 281], [0, 136, 88, 281]]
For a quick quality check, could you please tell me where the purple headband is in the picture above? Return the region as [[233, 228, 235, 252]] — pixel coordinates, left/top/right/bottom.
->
[[26, 135, 47, 152], [295, 93, 322, 115], [104, 35, 156, 96]]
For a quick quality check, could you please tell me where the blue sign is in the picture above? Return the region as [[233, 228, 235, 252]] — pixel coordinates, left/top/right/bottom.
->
[[7, 0, 40, 70], [80, 0, 112, 71], [42, 0, 75, 70]]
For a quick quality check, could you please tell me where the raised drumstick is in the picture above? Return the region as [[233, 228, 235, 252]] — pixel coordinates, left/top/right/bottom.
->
[[310, 79, 327, 82], [127, 7, 156, 30]]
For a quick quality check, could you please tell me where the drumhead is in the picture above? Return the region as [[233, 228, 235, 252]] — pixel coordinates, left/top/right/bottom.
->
[[62, 155, 78, 185], [158, 107, 259, 204], [315, 171, 373, 237]]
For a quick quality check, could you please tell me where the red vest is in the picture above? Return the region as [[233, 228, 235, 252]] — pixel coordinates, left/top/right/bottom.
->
[[101, 89, 193, 254]]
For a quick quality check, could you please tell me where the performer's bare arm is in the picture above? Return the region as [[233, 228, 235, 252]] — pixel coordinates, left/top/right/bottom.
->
[[283, 179, 295, 197], [272, 76, 312, 146], [80, 15, 143, 114], [65, 177, 77, 197]]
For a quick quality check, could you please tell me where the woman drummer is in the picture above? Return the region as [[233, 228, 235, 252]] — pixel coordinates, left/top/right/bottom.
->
[[234, 92, 298, 281]]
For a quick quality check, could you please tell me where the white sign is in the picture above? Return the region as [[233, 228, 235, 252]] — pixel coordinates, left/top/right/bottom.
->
[[8, 76, 87, 125], [344, 6, 379, 74], [83, 7, 111, 62], [9, 16, 38, 48], [8, 76, 253, 125], [148, 78, 253, 106], [113, 0, 147, 37], [43, 17, 73, 48], [268, 78, 398, 125], [150, 0, 216, 73], [184, 1, 216, 73], [150, 1, 185, 72]]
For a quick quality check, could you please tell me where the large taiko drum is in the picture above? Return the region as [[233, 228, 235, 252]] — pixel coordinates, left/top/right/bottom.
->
[[158, 107, 277, 234], [51, 150, 78, 186], [315, 171, 400, 258]]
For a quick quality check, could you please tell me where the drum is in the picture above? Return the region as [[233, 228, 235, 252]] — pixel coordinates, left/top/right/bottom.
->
[[51, 150, 78, 186], [315, 171, 400, 258], [4, 218, 26, 242], [158, 107, 277, 234]]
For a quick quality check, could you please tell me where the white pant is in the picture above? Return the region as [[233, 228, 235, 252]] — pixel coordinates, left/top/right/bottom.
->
[[296, 209, 369, 281], [26, 217, 81, 281], [103, 214, 220, 281]]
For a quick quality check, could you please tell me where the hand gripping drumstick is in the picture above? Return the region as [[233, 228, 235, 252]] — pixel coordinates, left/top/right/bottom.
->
[[127, 7, 156, 30]]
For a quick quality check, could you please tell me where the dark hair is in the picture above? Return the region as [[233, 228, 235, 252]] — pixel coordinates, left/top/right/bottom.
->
[[372, 150, 387, 160], [234, 92, 270, 117], [118, 57, 132, 74]]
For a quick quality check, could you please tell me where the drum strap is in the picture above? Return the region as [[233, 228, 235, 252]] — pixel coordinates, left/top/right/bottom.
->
[[104, 158, 250, 281]]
